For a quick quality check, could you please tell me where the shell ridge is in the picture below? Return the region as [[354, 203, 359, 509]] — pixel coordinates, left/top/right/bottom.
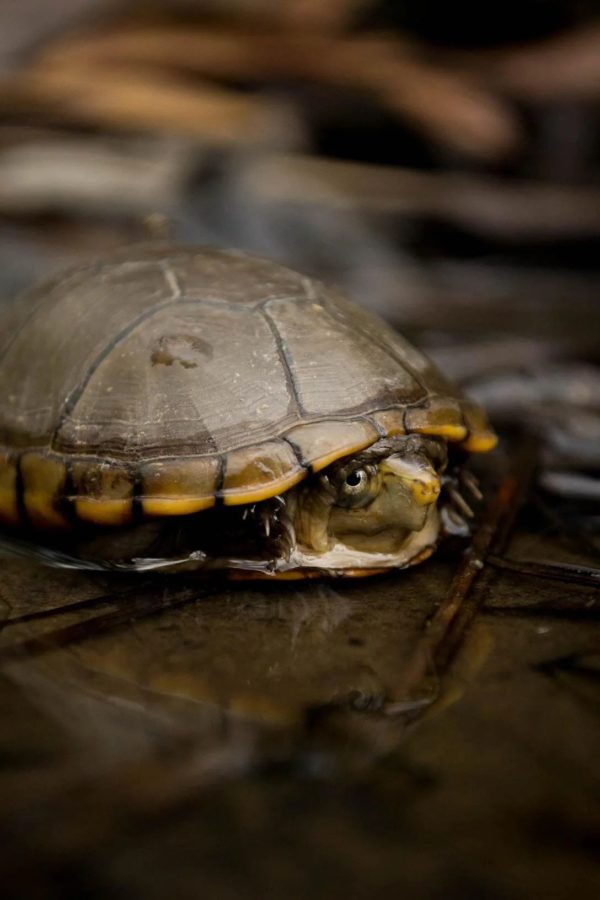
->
[[367, 414, 388, 438], [259, 306, 304, 419], [14, 452, 28, 528], [279, 434, 310, 471], [51, 296, 183, 451], [214, 454, 226, 496], [57, 456, 76, 524], [131, 466, 145, 522], [173, 296, 260, 310], [1, 400, 436, 525], [215, 449, 228, 501], [3, 403, 430, 465]]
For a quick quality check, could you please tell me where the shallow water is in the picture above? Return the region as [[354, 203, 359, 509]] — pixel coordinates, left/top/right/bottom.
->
[[1, 481, 598, 897]]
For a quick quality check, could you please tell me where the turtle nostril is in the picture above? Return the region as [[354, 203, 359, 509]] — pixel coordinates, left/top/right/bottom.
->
[[381, 456, 441, 507], [410, 476, 441, 507]]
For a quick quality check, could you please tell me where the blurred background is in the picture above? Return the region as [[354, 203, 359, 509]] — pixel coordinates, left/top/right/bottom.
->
[[0, 0, 599, 457], [0, 4, 599, 899]]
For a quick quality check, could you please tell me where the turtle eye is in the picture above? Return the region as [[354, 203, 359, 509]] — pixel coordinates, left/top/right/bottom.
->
[[337, 467, 375, 508], [345, 469, 367, 489]]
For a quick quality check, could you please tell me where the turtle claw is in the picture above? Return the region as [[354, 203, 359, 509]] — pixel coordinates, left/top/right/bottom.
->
[[441, 467, 484, 538], [447, 485, 475, 519], [260, 506, 271, 538], [460, 470, 483, 502], [440, 505, 471, 537]]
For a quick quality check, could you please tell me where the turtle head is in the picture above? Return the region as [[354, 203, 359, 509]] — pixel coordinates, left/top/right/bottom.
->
[[289, 435, 448, 570]]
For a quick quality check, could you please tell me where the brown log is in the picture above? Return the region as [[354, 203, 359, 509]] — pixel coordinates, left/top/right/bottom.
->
[[450, 23, 600, 102], [235, 154, 600, 238], [30, 25, 520, 160], [0, 59, 296, 146]]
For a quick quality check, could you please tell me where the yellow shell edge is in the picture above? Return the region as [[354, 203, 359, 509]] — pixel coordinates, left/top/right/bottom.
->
[[286, 419, 380, 474], [142, 496, 216, 517], [412, 423, 468, 441], [222, 468, 306, 506], [461, 431, 498, 453], [0, 403, 497, 530], [75, 498, 133, 526], [308, 438, 378, 474]]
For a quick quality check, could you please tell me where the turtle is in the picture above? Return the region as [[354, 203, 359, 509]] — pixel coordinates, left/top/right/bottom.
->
[[0, 245, 496, 576]]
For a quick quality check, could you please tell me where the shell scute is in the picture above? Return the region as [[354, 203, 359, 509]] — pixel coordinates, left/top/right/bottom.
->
[[222, 440, 304, 505], [264, 296, 424, 417], [404, 397, 467, 442], [460, 402, 499, 452], [141, 457, 220, 517], [0, 259, 177, 448], [20, 452, 69, 530], [167, 248, 310, 307], [285, 419, 379, 472], [70, 459, 134, 526], [54, 300, 294, 458], [370, 409, 406, 437]]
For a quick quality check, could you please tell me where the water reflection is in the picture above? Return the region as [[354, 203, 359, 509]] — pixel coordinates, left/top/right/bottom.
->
[[0, 557, 475, 774]]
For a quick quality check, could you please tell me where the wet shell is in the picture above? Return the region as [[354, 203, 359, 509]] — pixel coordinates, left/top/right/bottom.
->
[[0, 246, 496, 531]]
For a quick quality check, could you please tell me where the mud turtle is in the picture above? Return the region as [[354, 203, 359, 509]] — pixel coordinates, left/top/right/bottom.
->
[[0, 246, 496, 576]]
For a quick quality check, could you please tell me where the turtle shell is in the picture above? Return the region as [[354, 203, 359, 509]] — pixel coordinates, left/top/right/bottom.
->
[[0, 246, 495, 531]]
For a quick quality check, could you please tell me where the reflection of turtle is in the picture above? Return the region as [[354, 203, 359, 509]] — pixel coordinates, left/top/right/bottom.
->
[[0, 246, 496, 576]]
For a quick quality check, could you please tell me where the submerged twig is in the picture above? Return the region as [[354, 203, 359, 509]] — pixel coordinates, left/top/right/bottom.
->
[[0, 584, 206, 665], [384, 436, 539, 713], [487, 555, 600, 589]]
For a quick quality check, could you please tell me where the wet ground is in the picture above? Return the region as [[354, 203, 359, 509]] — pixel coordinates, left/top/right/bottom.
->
[[1, 446, 598, 899]]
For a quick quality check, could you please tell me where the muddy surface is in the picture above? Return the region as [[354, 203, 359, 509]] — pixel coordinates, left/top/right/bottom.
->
[[0, 466, 598, 899]]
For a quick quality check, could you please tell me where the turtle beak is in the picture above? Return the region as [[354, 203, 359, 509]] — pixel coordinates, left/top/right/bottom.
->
[[380, 455, 441, 507]]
